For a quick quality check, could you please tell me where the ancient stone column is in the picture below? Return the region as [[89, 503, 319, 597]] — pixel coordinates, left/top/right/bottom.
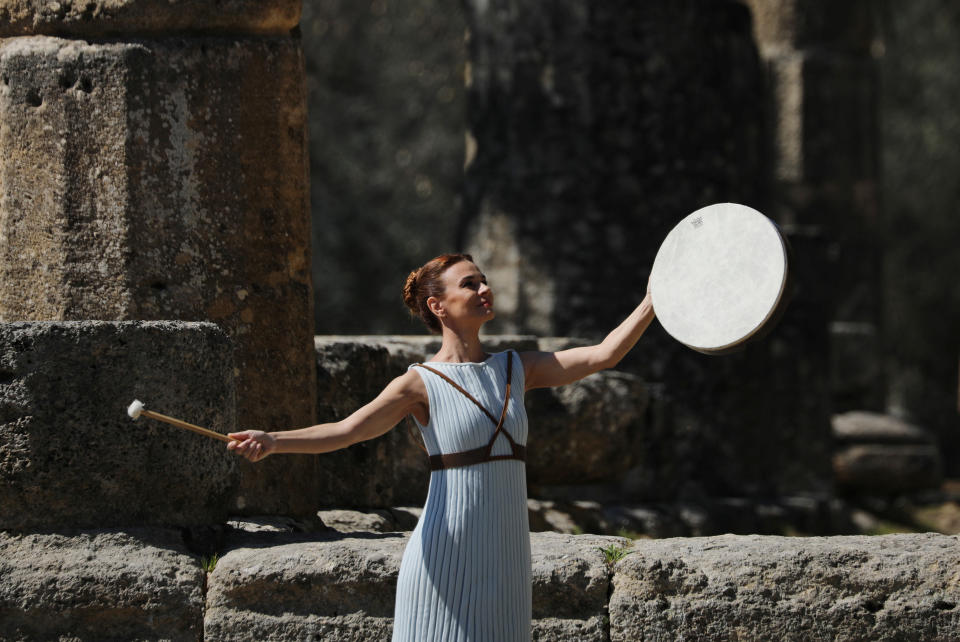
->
[[745, 0, 884, 412], [461, 0, 832, 499], [0, 0, 317, 516]]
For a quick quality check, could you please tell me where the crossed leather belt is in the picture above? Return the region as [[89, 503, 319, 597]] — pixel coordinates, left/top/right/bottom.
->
[[412, 351, 526, 471]]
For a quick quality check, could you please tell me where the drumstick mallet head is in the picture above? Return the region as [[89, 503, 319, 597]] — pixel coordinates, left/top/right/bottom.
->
[[127, 399, 232, 443]]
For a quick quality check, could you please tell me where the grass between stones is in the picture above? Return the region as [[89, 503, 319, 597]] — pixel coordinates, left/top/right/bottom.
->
[[599, 543, 631, 566]]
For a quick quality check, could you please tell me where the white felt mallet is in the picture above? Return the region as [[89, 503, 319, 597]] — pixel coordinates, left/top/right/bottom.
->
[[127, 399, 232, 443]]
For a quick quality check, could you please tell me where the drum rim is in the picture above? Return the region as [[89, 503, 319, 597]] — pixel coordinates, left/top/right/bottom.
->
[[650, 202, 791, 354]]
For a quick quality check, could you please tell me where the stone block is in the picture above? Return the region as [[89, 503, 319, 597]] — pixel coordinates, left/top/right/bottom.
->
[[832, 411, 935, 444], [526, 370, 649, 485], [313, 333, 831, 504], [0, 35, 316, 516], [0, 321, 238, 529], [205, 530, 622, 640], [834, 444, 942, 494], [317, 508, 401, 534], [531, 532, 623, 641], [313, 338, 431, 508], [0, 0, 301, 37], [204, 532, 407, 641], [832, 411, 942, 494], [0, 528, 205, 641], [610, 533, 960, 641]]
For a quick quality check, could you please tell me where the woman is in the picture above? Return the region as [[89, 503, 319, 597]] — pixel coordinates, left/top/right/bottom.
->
[[227, 253, 655, 641]]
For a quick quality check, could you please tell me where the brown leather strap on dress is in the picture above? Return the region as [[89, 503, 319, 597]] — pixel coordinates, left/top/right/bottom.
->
[[428, 443, 527, 471], [412, 352, 525, 471], [484, 352, 513, 458], [413, 359, 502, 425]]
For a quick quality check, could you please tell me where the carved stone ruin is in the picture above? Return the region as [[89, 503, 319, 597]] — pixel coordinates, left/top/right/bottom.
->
[[0, 0, 317, 515]]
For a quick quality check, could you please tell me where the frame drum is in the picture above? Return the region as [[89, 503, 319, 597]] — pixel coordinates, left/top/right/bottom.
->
[[650, 203, 792, 354]]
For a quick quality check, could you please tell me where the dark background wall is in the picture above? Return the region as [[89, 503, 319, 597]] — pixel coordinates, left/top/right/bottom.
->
[[302, 0, 465, 335], [301, 0, 960, 476], [880, 0, 960, 475]]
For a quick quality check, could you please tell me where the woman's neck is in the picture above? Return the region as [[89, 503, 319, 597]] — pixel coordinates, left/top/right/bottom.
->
[[430, 328, 486, 363]]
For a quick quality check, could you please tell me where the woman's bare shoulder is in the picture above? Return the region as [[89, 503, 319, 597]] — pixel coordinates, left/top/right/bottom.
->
[[390, 368, 427, 398]]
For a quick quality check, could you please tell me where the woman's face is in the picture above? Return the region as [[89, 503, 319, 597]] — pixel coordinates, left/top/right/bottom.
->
[[433, 261, 495, 326]]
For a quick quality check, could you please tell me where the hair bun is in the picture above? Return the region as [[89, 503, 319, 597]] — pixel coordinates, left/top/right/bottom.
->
[[402, 268, 421, 315]]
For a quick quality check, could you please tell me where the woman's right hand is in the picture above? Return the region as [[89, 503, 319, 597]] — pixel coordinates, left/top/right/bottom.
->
[[227, 430, 276, 463]]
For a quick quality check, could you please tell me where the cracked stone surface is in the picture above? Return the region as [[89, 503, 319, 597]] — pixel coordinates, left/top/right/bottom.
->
[[611, 533, 960, 641]]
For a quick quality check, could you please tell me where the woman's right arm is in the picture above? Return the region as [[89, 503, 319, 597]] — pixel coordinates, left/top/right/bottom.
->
[[227, 369, 426, 462]]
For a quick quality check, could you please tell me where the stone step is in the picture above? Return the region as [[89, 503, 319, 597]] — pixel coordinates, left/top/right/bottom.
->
[[205, 530, 618, 642], [2, 529, 957, 640], [610, 532, 960, 641]]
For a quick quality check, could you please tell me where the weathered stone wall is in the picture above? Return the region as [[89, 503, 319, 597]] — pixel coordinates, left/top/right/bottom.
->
[[0, 0, 317, 516], [5, 529, 956, 640], [0, 321, 238, 530]]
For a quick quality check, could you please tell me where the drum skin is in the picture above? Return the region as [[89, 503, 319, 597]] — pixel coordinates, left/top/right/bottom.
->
[[650, 203, 793, 355]]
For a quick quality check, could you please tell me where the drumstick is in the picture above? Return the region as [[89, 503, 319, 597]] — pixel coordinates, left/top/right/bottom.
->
[[127, 399, 232, 443]]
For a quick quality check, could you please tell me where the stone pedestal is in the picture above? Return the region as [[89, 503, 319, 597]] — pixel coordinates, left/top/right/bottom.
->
[[0, 0, 317, 515]]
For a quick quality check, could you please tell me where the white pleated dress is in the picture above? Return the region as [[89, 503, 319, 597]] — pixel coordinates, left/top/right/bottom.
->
[[392, 350, 531, 642]]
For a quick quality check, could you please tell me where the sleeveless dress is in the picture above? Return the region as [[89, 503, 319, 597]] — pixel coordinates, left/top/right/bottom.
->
[[392, 350, 532, 642]]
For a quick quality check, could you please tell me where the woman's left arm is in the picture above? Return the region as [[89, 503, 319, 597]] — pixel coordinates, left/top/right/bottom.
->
[[521, 289, 655, 390]]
